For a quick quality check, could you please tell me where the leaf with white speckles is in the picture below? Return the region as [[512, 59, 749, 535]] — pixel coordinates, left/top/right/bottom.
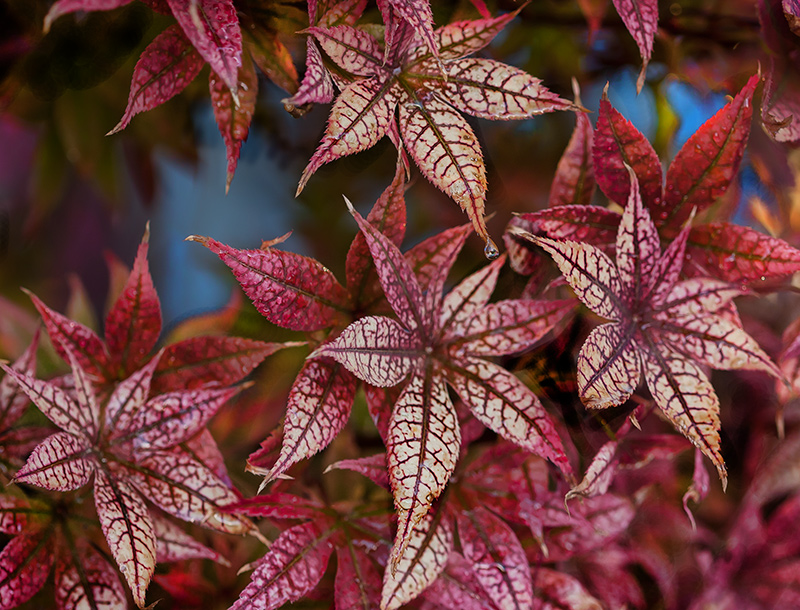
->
[[282, 39, 334, 114], [440, 255, 505, 337], [611, 0, 658, 91], [188, 235, 350, 331], [13, 431, 94, 491], [0, 329, 40, 433], [0, 533, 53, 609], [433, 12, 518, 61], [446, 359, 571, 475], [549, 108, 596, 207], [105, 355, 161, 437], [531, 567, 603, 610], [210, 54, 259, 193], [399, 96, 489, 246], [444, 58, 576, 120], [387, 371, 459, 571], [421, 553, 499, 609], [108, 25, 204, 135], [307, 25, 385, 77], [231, 521, 334, 610], [661, 74, 758, 231], [266, 359, 357, 482], [105, 229, 162, 376], [641, 350, 727, 488], [166, 0, 242, 94], [315, 316, 421, 387], [94, 470, 156, 607], [565, 440, 620, 502], [335, 543, 383, 610], [382, 507, 453, 610], [380, 0, 438, 63], [55, 544, 127, 610], [456, 507, 533, 610]]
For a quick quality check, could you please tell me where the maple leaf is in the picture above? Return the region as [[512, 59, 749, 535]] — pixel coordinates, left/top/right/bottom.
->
[[295, 9, 577, 254], [510, 75, 800, 284], [511, 166, 781, 489], [310, 197, 573, 570], [0, 344, 254, 607]]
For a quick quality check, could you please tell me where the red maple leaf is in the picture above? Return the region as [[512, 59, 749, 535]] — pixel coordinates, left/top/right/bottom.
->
[[311, 197, 574, 569], [295, 8, 577, 253], [512, 166, 781, 489]]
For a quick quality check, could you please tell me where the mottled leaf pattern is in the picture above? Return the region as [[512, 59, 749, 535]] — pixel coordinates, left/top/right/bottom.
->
[[94, 471, 156, 607], [13, 431, 93, 491], [611, 0, 658, 90], [577, 324, 640, 408], [55, 546, 127, 610], [282, 39, 334, 113], [0, 533, 53, 609], [549, 111, 596, 208], [387, 371, 459, 567], [109, 25, 204, 135], [335, 544, 383, 610]]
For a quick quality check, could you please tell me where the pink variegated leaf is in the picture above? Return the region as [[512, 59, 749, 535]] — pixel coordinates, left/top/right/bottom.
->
[[577, 323, 640, 409], [519, 233, 625, 321], [166, 0, 242, 94], [685, 222, 800, 282], [647, 219, 691, 304], [593, 93, 662, 209], [365, 383, 400, 442], [346, 159, 408, 301], [94, 470, 156, 607], [298, 78, 400, 194], [335, 544, 383, 610], [188, 235, 350, 331], [387, 371, 459, 569], [0, 328, 40, 428], [443, 58, 576, 120], [55, 545, 127, 610], [183, 429, 232, 487], [611, 0, 658, 91], [153, 337, 296, 393], [453, 299, 574, 356], [655, 278, 744, 317], [105, 355, 161, 436], [282, 39, 334, 115], [122, 385, 244, 453], [231, 521, 334, 610], [641, 350, 727, 488], [661, 75, 758, 231], [0, 364, 97, 440], [13, 431, 94, 491], [126, 450, 252, 535], [151, 514, 228, 564], [210, 54, 259, 194], [615, 168, 661, 304], [549, 110, 596, 207], [382, 508, 453, 610], [456, 507, 533, 610], [326, 452, 390, 490], [683, 448, 710, 529], [347, 199, 426, 330], [531, 567, 603, 610], [307, 25, 385, 77], [433, 12, 518, 61], [565, 440, 619, 502], [108, 25, 204, 135], [660, 314, 780, 376], [0, 533, 53, 609], [0, 497, 46, 534], [42, 0, 132, 32], [439, 255, 505, 338], [381, 0, 438, 63], [406, 224, 471, 318], [267, 359, 357, 482], [446, 359, 571, 476], [26, 291, 110, 378], [314, 316, 421, 387], [422, 553, 500, 610], [399, 96, 494, 254], [105, 227, 161, 375]]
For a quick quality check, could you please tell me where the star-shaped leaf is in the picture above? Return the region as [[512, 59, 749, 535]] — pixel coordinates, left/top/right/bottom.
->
[[514, 166, 780, 488]]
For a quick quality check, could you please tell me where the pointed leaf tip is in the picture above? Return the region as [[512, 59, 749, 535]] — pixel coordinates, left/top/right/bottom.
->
[[185, 235, 209, 245]]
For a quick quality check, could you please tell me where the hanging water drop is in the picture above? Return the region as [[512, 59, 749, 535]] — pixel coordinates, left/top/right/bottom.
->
[[484, 238, 500, 260]]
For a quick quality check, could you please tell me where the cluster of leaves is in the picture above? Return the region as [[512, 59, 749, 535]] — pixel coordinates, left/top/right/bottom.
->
[[6, 0, 800, 609]]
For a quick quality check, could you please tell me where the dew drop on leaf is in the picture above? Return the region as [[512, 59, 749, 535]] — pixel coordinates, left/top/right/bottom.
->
[[484, 238, 500, 260]]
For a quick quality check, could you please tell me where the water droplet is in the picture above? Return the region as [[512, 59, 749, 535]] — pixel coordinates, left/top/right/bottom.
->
[[120, 564, 128, 573], [484, 238, 500, 260]]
